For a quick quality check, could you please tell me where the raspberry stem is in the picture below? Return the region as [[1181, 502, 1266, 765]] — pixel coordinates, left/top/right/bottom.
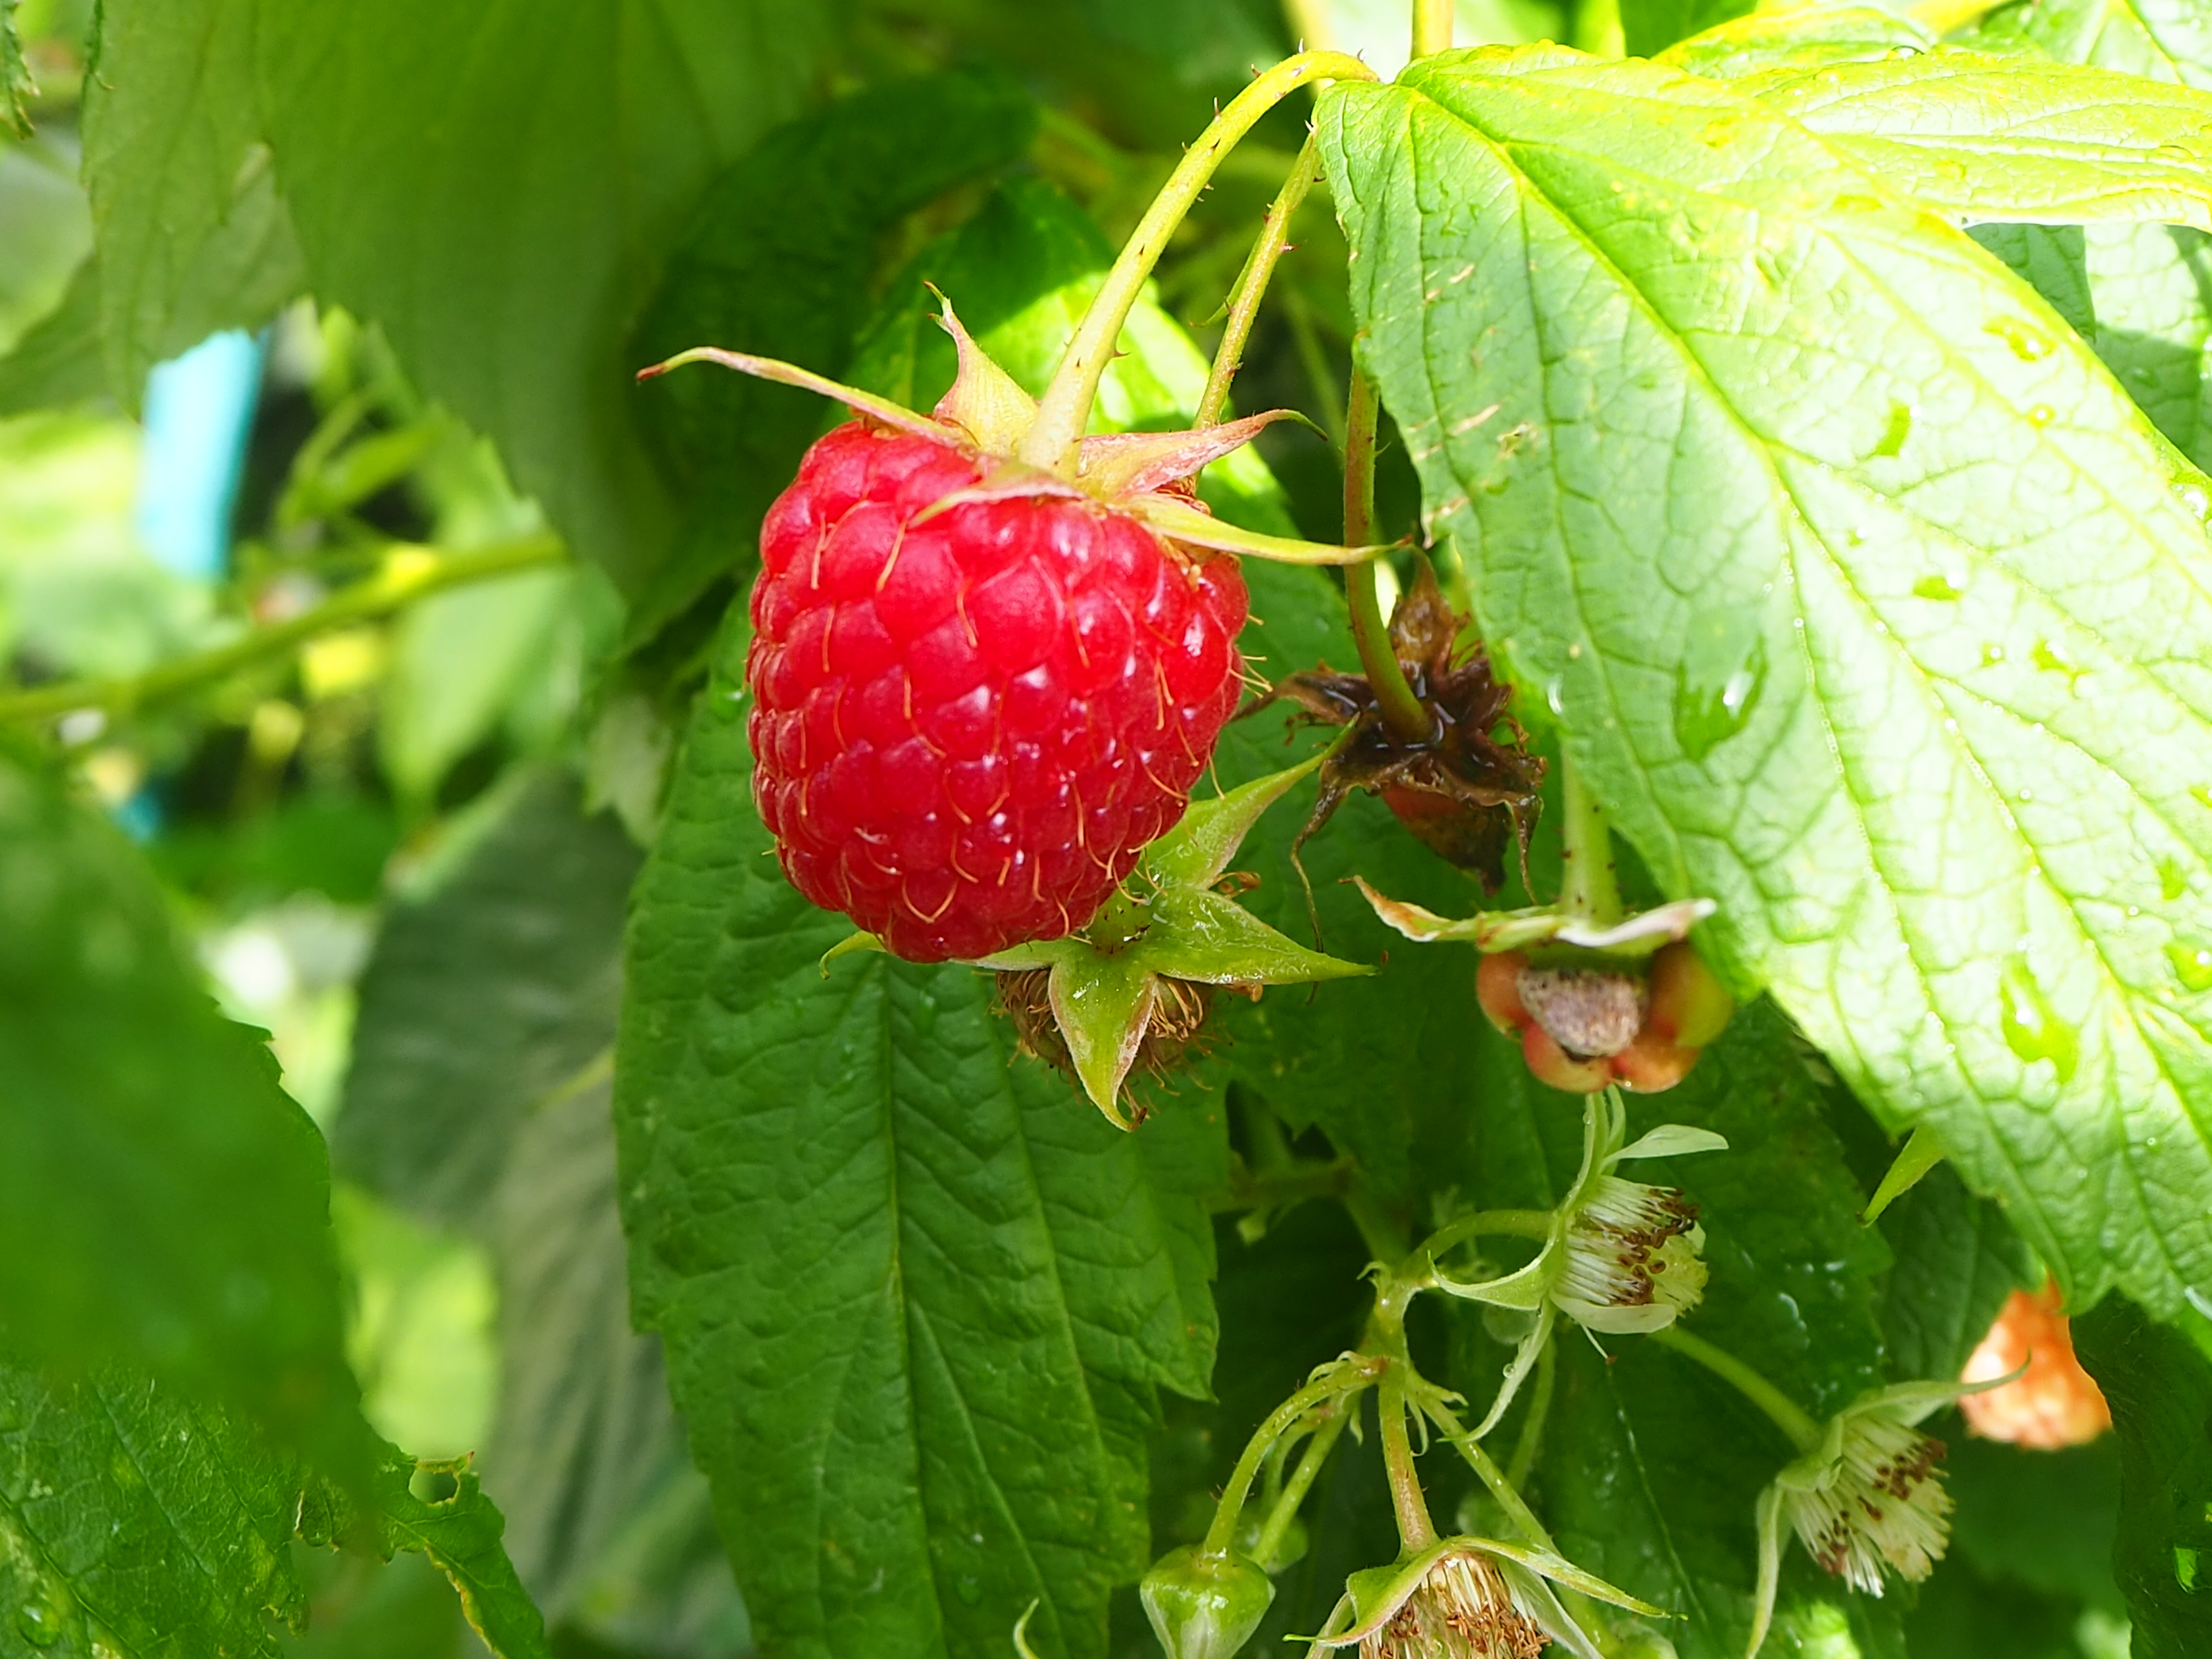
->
[[1344, 370, 1435, 745], [1412, 0, 1456, 57], [1202, 1359, 1383, 1557], [1380, 1370, 1440, 1549], [1559, 756, 1626, 927], [1250, 1401, 1349, 1565], [1194, 131, 1322, 430], [1652, 1326, 1823, 1453], [1019, 50, 1377, 470]]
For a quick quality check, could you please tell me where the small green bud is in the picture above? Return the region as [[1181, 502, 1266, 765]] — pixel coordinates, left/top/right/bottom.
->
[[1140, 1545, 1274, 1659]]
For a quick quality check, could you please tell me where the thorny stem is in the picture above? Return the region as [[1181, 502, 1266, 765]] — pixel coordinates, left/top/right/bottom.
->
[[1557, 754, 1625, 927], [1653, 1326, 1823, 1455], [1343, 370, 1432, 745], [1252, 1401, 1350, 1565], [1505, 1340, 1557, 1491], [1195, 130, 1322, 430], [1203, 1360, 1383, 1557], [1426, 1396, 1557, 1553], [1379, 1370, 1439, 1550], [0, 533, 566, 728], [1412, 0, 1457, 58], [1019, 51, 1377, 469], [1418, 1208, 1555, 1265]]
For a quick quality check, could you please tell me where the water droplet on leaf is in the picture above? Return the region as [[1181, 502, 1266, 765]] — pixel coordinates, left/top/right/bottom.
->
[[1674, 610, 1767, 761], [1986, 317, 2056, 361], [1871, 401, 1913, 458], [1914, 573, 1965, 601], [2000, 955, 2078, 1082], [2168, 943, 2212, 992], [1982, 643, 2007, 666]]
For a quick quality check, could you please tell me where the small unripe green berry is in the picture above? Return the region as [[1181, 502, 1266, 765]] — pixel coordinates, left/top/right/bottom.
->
[[1647, 941, 1733, 1048], [1140, 1545, 1274, 1659]]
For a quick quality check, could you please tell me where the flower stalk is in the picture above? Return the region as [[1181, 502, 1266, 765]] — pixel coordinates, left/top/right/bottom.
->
[[1196, 130, 1323, 430], [1342, 369, 1432, 745]]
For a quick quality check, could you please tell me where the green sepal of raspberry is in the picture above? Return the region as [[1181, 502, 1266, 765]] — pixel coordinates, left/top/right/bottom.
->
[[974, 754, 1371, 1129]]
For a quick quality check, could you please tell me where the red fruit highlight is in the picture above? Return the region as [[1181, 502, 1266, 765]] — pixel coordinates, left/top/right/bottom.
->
[[747, 421, 1249, 962]]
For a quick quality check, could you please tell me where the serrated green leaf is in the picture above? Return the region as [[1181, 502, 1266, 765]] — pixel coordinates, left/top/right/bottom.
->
[[614, 606, 1227, 1659], [80, 0, 303, 397], [0, 252, 103, 419], [2073, 1299, 2212, 1658], [1969, 220, 2099, 337], [255, 0, 827, 593], [1321, 45, 2212, 1322], [1873, 1164, 2034, 1382], [337, 769, 638, 1233], [0, 1363, 312, 1657], [1971, 0, 2212, 86], [2, 0, 32, 140], [1657, 4, 1932, 79], [1734, 51, 2212, 230], [0, 756, 358, 1467], [0, 1366, 549, 1659], [352, 1447, 551, 1659]]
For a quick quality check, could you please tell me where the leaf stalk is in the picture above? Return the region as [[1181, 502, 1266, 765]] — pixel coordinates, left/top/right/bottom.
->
[[1195, 130, 1322, 429], [1019, 50, 1377, 469]]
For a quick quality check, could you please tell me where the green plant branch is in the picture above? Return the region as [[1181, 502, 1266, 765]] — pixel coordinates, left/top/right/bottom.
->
[[1202, 1359, 1383, 1557], [1018, 50, 1376, 469], [1412, 0, 1456, 58], [0, 534, 567, 728], [1378, 1369, 1439, 1550], [1426, 1395, 1556, 1552], [1342, 369, 1432, 745], [1195, 130, 1322, 428], [1419, 1208, 1556, 1263], [1505, 1340, 1556, 1491], [1652, 1327, 1823, 1454], [1251, 1399, 1349, 1566], [1557, 754, 1624, 927]]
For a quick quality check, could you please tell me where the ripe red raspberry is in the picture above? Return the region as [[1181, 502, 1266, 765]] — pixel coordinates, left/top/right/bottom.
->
[[747, 420, 1250, 962]]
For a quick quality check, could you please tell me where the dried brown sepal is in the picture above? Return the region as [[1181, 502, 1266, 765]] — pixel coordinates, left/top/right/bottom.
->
[[1248, 563, 1544, 894], [994, 967, 1228, 1120]]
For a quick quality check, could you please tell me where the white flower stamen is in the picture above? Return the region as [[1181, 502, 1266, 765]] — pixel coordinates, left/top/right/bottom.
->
[[1557, 1175, 1707, 1322], [1783, 1412, 1951, 1595], [1361, 1553, 1546, 1659]]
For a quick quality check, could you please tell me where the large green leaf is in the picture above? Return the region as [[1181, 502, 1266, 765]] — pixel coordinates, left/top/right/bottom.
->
[[2074, 1299, 2212, 1658], [337, 769, 638, 1231], [0, 756, 357, 1466], [1620, 0, 1756, 62], [1525, 1007, 1897, 1658], [1734, 51, 2212, 229], [1320, 47, 2212, 1322], [0, 257, 104, 416], [614, 610, 1225, 1659], [1873, 1164, 2033, 1382], [0, 1364, 549, 1659], [79, 0, 302, 394], [1973, 0, 2212, 85], [256, 0, 828, 591]]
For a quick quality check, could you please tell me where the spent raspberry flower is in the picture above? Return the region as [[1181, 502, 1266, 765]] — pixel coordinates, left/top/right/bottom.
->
[[1432, 1092, 1724, 1436], [1313, 1537, 1661, 1659]]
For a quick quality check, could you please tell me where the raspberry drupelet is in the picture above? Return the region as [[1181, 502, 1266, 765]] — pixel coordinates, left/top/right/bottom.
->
[[748, 421, 1249, 962]]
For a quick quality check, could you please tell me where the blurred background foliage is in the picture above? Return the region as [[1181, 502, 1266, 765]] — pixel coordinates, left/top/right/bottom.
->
[[0, 0, 2152, 1656]]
